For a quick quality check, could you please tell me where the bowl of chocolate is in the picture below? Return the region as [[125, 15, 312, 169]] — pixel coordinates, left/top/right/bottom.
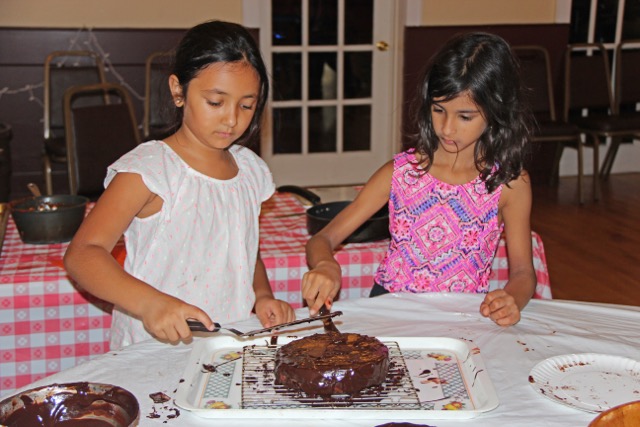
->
[[0, 382, 139, 427]]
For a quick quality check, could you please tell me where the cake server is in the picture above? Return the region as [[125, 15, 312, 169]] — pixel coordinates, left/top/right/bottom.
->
[[187, 311, 342, 337]]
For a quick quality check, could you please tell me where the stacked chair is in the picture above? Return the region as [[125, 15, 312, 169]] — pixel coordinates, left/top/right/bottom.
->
[[563, 42, 640, 201], [43, 51, 107, 195], [143, 50, 175, 141], [63, 82, 141, 199], [512, 46, 583, 201]]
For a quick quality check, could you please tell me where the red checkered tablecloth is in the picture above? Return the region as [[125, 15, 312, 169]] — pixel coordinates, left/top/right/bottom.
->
[[0, 191, 551, 398]]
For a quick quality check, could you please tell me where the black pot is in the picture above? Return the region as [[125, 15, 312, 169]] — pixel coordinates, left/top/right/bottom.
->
[[9, 195, 89, 244], [277, 185, 390, 244]]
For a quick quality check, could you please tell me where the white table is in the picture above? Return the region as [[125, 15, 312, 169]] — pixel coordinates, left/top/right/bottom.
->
[[4, 293, 639, 426]]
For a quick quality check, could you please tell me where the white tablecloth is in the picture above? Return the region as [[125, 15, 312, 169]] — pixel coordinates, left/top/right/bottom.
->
[[4, 293, 639, 426]]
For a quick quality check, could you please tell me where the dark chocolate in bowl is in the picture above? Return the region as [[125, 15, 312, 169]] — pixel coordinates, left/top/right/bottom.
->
[[0, 382, 139, 427]]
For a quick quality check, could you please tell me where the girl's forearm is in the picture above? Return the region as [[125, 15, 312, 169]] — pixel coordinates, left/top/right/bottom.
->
[[64, 244, 161, 316], [503, 269, 536, 310], [305, 234, 339, 270], [252, 254, 275, 301]]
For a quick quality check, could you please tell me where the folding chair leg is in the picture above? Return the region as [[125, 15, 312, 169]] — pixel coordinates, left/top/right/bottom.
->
[[548, 143, 565, 187], [43, 153, 53, 196], [592, 134, 599, 201], [600, 138, 621, 180], [577, 137, 584, 205]]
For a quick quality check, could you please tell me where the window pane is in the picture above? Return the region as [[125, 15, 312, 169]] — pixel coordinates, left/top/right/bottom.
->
[[344, 51, 372, 99], [570, 0, 591, 43], [273, 108, 302, 154], [343, 105, 371, 151], [594, 0, 619, 43], [309, 0, 337, 45], [309, 106, 336, 153], [345, 0, 373, 44], [272, 0, 301, 46], [272, 53, 302, 101], [622, 0, 640, 40], [309, 52, 337, 100]]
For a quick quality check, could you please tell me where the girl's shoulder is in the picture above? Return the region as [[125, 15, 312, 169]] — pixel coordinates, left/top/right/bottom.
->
[[230, 144, 271, 174], [114, 140, 171, 162]]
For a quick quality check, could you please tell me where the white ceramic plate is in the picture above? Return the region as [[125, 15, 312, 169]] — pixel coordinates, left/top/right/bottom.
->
[[529, 353, 640, 413]]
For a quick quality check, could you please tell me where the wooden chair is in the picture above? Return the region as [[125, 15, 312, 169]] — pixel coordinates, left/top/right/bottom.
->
[[143, 50, 174, 141], [563, 43, 640, 201], [43, 50, 107, 195], [512, 46, 582, 198], [63, 82, 141, 199]]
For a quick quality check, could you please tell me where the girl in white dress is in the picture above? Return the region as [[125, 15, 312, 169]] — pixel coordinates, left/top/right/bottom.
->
[[64, 20, 295, 350]]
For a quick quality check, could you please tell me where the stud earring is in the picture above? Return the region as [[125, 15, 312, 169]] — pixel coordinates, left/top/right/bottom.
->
[[175, 97, 184, 107]]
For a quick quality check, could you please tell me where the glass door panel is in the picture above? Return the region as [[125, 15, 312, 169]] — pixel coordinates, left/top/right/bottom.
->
[[263, 0, 396, 186]]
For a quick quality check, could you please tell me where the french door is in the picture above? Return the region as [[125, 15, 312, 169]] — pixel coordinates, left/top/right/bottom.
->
[[253, 0, 400, 187]]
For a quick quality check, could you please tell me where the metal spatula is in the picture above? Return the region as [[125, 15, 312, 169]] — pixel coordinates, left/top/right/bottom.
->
[[187, 311, 342, 337]]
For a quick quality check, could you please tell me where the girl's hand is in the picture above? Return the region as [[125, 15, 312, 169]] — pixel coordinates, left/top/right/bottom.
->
[[255, 297, 295, 328], [301, 260, 342, 316], [479, 289, 521, 326], [140, 292, 213, 342]]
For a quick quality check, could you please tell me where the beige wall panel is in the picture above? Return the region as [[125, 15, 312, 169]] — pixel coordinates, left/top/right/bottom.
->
[[0, 0, 242, 28], [422, 0, 557, 25]]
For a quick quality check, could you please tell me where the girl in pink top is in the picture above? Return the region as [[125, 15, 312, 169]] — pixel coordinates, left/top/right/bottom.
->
[[64, 21, 295, 349], [303, 32, 535, 326]]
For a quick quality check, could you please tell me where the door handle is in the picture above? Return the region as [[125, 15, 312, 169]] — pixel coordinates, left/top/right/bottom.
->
[[376, 41, 389, 51]]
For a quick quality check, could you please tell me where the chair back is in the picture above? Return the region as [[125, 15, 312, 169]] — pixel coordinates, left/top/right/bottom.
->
[[64, 82, 141, 198], [143, 50, 175, 140], [513, 45, 556, 121], [615, 40, 640, 113], [563, 43, 615, 121], [44, 51, 107, 140]]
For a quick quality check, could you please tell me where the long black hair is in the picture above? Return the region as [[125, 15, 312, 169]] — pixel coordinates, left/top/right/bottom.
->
[[407, 32, 533, 192], [171, 20, 269, 147]]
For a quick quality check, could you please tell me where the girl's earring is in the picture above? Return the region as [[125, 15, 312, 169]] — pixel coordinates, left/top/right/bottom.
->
[[175, 97, 184, 107]]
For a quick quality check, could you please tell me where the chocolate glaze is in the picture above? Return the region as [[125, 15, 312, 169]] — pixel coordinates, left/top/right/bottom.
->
[[0, 382, 139, 427], [274, 332, 389, 396]]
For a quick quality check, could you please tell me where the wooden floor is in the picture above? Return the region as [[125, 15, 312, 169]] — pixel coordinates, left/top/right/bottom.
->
[[531, 173, 640, 306]]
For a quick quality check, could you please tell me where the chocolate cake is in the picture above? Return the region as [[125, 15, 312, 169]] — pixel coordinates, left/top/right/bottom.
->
[[274, 332, 389, 396]]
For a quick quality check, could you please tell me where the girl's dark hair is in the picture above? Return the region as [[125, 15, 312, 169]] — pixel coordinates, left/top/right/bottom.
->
[[171, 20, 269, 147], [408, 32, 533, 192]]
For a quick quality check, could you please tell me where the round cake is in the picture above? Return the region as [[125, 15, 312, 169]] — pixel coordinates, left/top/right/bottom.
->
[[274, 332, 390, 396]]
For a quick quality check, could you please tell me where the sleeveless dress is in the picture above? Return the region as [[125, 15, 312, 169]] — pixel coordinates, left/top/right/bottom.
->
[[374, 150, 503, 294], [104, 141, 275, 349]]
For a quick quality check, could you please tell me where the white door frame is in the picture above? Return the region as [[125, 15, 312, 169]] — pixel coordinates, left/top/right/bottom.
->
[[243, 0, 406, 186]]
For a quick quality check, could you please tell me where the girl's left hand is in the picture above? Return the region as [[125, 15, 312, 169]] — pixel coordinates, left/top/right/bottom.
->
[[254, 297, 296, 328], [479, 289, 521, 326]]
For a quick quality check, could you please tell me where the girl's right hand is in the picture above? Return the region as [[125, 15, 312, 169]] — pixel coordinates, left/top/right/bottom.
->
[[301, 260, 342, 316], [140, 292, 214, 343]]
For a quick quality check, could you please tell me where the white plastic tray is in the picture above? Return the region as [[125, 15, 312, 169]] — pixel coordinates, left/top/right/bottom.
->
[[175, 335, 499, 420]]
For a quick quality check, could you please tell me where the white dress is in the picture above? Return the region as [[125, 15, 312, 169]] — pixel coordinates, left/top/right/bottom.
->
[[104, 141, 275, 349]]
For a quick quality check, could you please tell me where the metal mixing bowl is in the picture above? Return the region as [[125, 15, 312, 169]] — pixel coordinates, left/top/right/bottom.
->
[[9, 194, 88, 244]]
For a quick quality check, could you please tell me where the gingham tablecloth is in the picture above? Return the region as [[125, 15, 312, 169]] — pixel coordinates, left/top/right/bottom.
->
[[0, 191, 551, 397]]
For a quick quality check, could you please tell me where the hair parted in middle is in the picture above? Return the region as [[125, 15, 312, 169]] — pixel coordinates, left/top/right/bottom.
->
[[407, 32, 533, 193]]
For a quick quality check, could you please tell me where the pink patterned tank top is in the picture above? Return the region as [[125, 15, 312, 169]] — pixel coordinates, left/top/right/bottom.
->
[[374, 150, 504, 293]]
